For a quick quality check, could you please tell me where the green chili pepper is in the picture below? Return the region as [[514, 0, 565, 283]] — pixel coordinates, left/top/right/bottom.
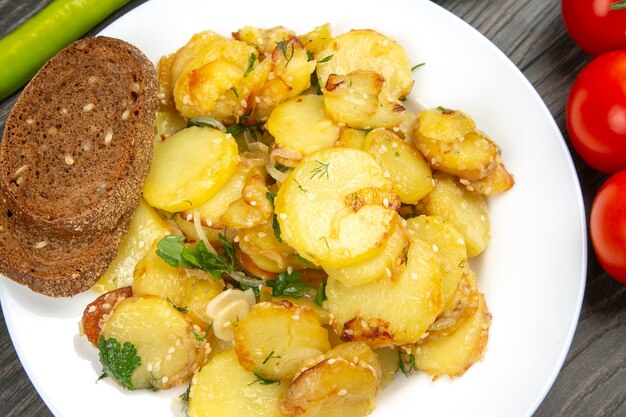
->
[[0, 0, 130, 101]]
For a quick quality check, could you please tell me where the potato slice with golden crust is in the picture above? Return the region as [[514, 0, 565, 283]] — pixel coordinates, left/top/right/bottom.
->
[[421, 174, 490, 257], [171, 31, 263, 122], [323, 71, 406, 130], [266, 94, 340, 156], [416, 108, 476, 144], [143, 127, 239, 212], [188, 349, 288, 417], [275, 148, 399, 269], [415, 130, 499, 181], [326, 238, 443, 347], [325, 219, 408, 287], [233, 300, 330, 381], [220, 173, 273, 229], [233, 26, 295, 55], [427, 270, 480, 338], [237, 222, 297, 274], [94, 198, 171, 293], [315, 29, 413, 99], [132, 241, 224, 327], [299, 23, 332, 54], [100, 295, 210, 390], [461, 157, 515, 195], [82, 286, 133, 346], [404, 215, 467, 309], [280, 342, 380, 417], [364, 128, 434, 204], [270, 36, 317, 99], [412, 292, 491, 378]]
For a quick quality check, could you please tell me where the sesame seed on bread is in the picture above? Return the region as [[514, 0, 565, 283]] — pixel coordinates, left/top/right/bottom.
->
[[0, 36, 158, 297], [0, 36, 158, 238], [0, 197, 133, 297]]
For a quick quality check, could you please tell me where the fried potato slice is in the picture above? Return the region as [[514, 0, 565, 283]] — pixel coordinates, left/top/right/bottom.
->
[[404, 215, 467, 308], [100, 295, 209, 390], [422, 174, 490, 257], [266, 94, 340, 156], [94, 198, 171, 293], [275, 148, 399, 269], [233, 300, 330, 381], [279, 342, 380, 417], [364, 128, 434, 204], [413, 292, 491, 378], [326, 238, 443, 347], [143, 127, 239, 212], [188, 349, 288, 417], [325, 219, 408, 287], [314, 29, 413, 98], [81, 286, 133, 346]]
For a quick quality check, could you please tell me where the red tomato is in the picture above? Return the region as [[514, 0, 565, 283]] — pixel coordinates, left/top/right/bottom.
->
[[561, 0, 626, 56], [566, 50, 626, 174], [590, 170, 626, 284]]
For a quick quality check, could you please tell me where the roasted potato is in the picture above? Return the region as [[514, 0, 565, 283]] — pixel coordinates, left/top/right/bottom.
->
[[143, 126, 239, 212], [233, 300, 330, 381], [326, 238, 443, 347], [324, 219, 408, 287], [266, 94, 340, 156], [363, 128, 434, 204], [404, 215, 467, 308], [94, 198, 171, 293], [421, 174, 490, 257], [81, 286, 133, 346], [279, 342, 380, 417], [99, 295, 209, 390], [413, 292, 491, 378], [275, 147, 399, 269], [188, 349, 288, 417]]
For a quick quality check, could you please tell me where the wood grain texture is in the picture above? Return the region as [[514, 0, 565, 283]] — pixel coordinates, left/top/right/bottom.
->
[[0, 0, 624, 416]]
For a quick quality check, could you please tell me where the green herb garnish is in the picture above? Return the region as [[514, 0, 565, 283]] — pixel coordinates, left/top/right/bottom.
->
[[262, 351, 282, 364], [156, 234, 235, 280], [244, 53, 256, 77], [267, 270, 310, 298], [167, 298, 189, 314], [249, 372, 280, 386], [315, 281, 326, 307], [310, 160, 330, 179], [276, 40, 295, 66], [266, 192, 283, 243], [411, 62, 426, 71], [398, 351, 417, 377], [318, 54, 334, 63], [98, 336, 141, 390], [189, 322, 213, 342]]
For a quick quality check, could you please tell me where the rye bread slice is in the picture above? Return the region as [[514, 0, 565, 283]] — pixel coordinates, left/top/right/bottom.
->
[[0, 196, 133, 297], [0, 36, 158, 238]]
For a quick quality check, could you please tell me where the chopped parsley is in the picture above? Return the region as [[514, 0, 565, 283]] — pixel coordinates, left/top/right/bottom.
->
[[411, 62, 426, 71], [317, 54, 334, 63], [156, 234, 235, 280], [267, 270, 310, 298], [98, 336, 141, 390], [167, 298, 189, 314], [276, 40, 295, 66], [262, 351, 282, 364]]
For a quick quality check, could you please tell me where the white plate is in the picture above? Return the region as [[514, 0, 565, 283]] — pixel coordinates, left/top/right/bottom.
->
[[0, 0, 586, 416]]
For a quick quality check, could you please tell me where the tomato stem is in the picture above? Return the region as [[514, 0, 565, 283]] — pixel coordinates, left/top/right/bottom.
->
[[611, 0, 626, 10]]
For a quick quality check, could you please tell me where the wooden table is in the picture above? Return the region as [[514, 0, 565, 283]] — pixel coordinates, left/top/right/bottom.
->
[[0, 0, 624, 416]]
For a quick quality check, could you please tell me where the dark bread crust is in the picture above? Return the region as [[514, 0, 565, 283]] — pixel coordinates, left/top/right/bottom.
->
[[0, 196, 133, 297], [0, 36, 158, 238]]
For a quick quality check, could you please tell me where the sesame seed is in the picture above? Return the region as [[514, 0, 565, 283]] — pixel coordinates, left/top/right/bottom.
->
[[287, 266, 294, 274], [249, 201, 257, 206], [383, 198, 390, 207], [258, 232, 266, 238], [147, 363, 153, 372], [161, 376, 169, 384], [386, 268, 392, 278], [102, 303, 111, 310], [291, 315, 300, 320], [234, 235, 240, 243], [121, 109, 130, 120], [432, 244, 439, 253], [457, 238, 465, 245], [165, 354, 172, 361], [32, 241, 48, 249], [64, 154, 75, 165], [87, 305, 96, 313], [104, 130, 113, 145], [83, 103, 95, 112], [327, 359, 336, 365], [279, 213, 287, 220], [338, 389, 348, 396]]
